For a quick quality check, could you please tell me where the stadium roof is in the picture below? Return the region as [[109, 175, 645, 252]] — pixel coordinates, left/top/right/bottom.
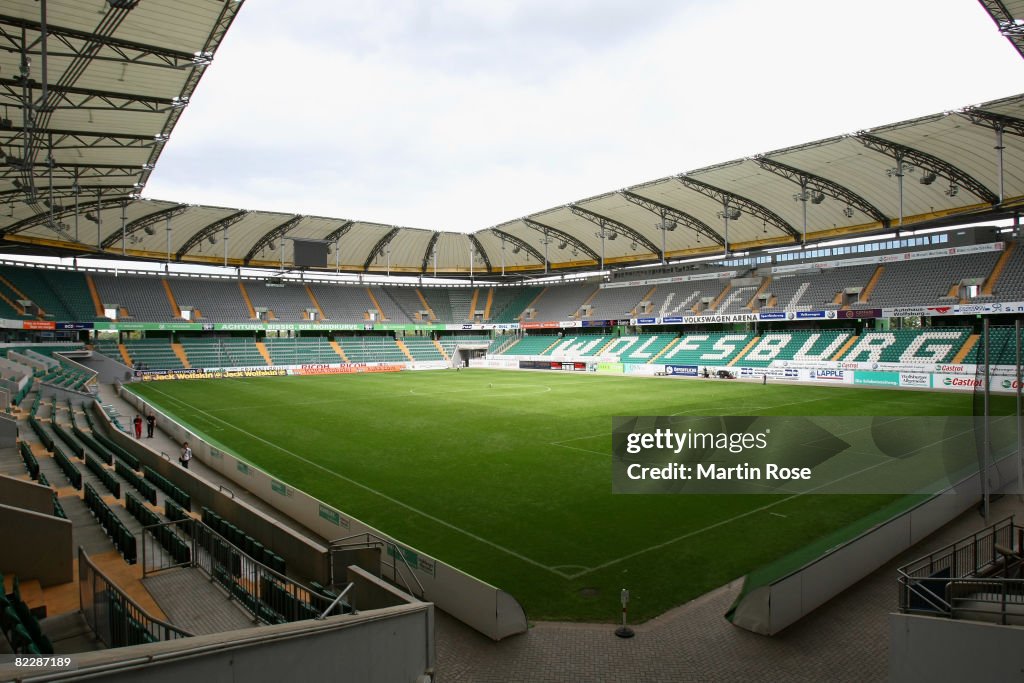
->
[[980, 0, 1024, 59], [2, 1, 1024, 278]]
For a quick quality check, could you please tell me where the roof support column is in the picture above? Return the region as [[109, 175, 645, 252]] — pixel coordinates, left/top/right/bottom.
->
[[996, 123, 1006, 205], [95, 188, 102, 249], [120, 200, 127, 255]]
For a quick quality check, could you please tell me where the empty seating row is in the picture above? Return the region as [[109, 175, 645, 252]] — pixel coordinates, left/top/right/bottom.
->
[[201, 507, 286, 574], [1, 575, 54, 655], [116, 461, 157, 505], [18, 441, 38, 479], [83, 483, 136, 564], [142, 466, 190, 511], [125, 493, 191, 566], [84, 452, 121, 499]]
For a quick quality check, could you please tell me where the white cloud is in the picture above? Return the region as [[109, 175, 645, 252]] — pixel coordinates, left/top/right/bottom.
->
[[144, 0, 1024, 232]]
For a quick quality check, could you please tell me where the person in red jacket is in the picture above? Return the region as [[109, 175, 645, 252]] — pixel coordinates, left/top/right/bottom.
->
[[133, 414, 142, 439]]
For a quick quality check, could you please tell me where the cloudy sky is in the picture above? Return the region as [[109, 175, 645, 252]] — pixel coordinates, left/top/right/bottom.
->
[[143, 0, 1024, 233]]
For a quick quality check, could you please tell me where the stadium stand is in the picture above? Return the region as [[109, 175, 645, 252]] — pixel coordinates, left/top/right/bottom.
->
[[366, 286, 412, 323], [714, 285, 761, 315], [851, 252, 1001, 308], [83, 483, 137, 563], [658, 332, 756, 366], [580, 286, 647, 321], [2, 574, 55, 655], [179, 338, 267, 368], [600, 334, 679, 362], [525, 284, 596, 321], [308, 284, 375, 322], [380, 287, 432, 322], [838, 327, 971, 364], [336, 336, 407, 363], [0, 266, 97, 321], [502, 334, 560, 356], [764, 264, 877, 312], [246, 282, 315, 322], [401, 337, 446, 361], [263, 337, 343, 365], [990, 242, 1024, 301], [122, 339, 186, 370], [645, 280, 724, 318], [420, 287, 453, 321], [490, 286, 543, 322], [734, 329, 855, 367], [169, 278, 252, 322], [544, 333, 614, 357], [447, 287, 475, 321], [92, 274, 177, 321]]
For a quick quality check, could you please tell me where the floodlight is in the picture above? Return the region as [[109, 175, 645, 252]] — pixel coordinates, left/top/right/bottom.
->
[[810, 191, 825, 204], [843, 207, 854, 218], [143, 225, 156, 236], [919, 171, 937, 185]]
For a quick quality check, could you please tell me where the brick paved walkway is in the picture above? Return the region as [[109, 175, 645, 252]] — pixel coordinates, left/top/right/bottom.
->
[[435, 495, 1023, 682]]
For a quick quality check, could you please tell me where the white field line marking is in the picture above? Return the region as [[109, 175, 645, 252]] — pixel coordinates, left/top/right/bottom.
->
[[549, 442, 608, 457], [408, 384, 552, 396], [143, 385, 572, 579], [566, 422, 978, 580]]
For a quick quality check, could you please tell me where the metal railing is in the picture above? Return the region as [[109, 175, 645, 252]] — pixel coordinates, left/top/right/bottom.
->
[[142, 517, 348, 625], [897, 515, 1024, 622], [329, 532, 425, 600], [78, 546, 192, 648]]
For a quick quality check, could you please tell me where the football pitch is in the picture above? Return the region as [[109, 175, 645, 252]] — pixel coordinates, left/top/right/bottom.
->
[[128, 369, 983, 622]]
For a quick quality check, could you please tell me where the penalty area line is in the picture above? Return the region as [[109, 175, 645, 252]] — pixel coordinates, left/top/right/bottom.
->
[[142, 384, 572, 580]]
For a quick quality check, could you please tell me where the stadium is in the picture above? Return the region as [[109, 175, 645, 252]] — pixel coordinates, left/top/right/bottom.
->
[[1, 1, 1024, 681]]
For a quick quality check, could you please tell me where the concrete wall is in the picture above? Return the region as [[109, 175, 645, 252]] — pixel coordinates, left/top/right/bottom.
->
[[91, 400, 330, 584], [730, 455, 1020, 635], [347, 565, 421, 611], [76, 349, 134, 384], [0, 503, 73, 586], [119, 385, 529, 641], [0, 413, 16, 448], [889, 613, 1024, 682], [0, 473, 53, 514], [0, 603, 434, 683]]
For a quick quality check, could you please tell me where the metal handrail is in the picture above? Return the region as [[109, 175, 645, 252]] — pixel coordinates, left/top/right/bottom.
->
[[316, 582, 355, 620], [897, 515, 1022, 617], [79, 546, 192, 645], [329, 532, 426, 599]]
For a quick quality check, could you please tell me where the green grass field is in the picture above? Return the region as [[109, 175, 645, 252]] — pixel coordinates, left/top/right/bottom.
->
[[128, 369, 982, 622]]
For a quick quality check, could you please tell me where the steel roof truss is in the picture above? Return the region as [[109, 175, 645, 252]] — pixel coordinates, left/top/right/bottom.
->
[[675, 176, 801, 239], [99, 203, 187, 250], [490, 229, 546, 264], [856, 133, 999, 204], [754, 156, 890, 227], [468, 234, 492, 271], [568, 205, 661, 255], [620, 191, 725, 247], [522, 218, 599, 263], [243, 215, 303, 265], [176, 210, 247, 261], [363, 227, 401, 270]]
